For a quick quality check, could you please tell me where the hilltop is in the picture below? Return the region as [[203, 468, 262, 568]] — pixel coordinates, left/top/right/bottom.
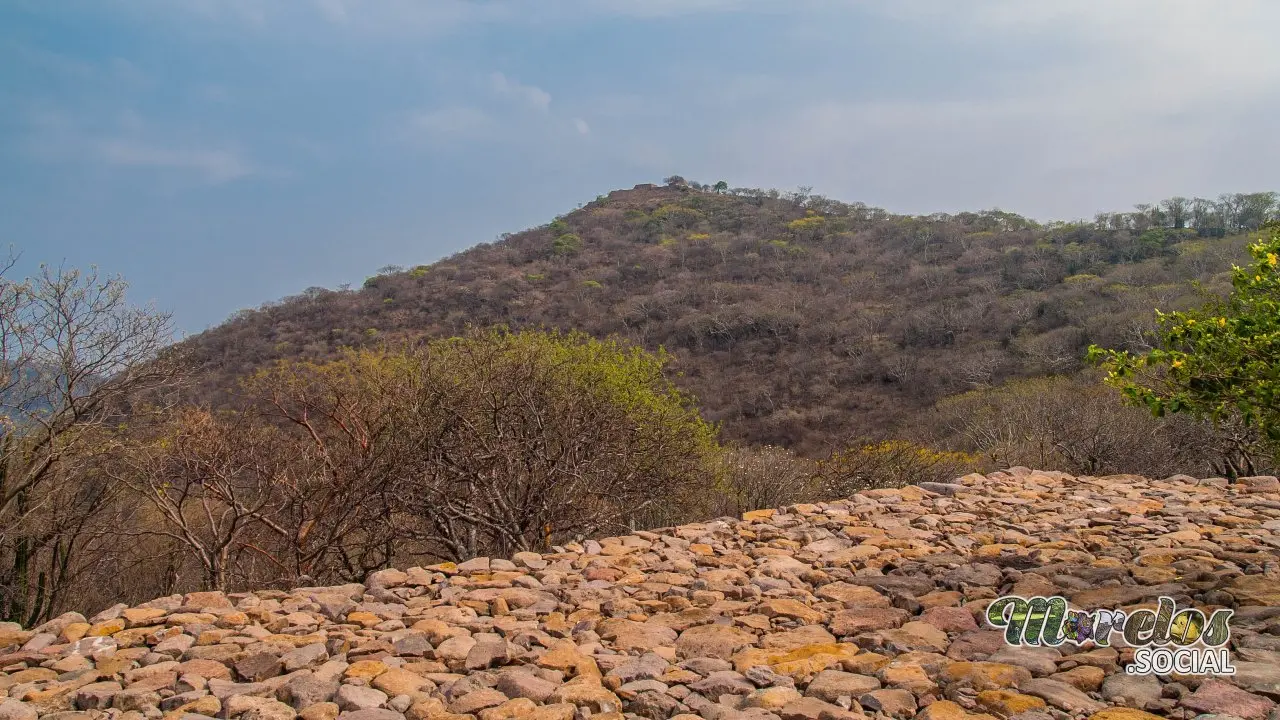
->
[[2, 470, 1277, 720], [178, 182, 1268, 454]]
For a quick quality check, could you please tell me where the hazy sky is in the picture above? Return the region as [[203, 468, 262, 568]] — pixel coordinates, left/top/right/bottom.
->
[[3, 1, 1278, 334]]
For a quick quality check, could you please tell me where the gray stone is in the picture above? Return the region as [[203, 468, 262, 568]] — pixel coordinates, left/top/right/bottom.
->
[[336, 711, 403, 720], [281, 644, 329, 672], [0, 699, 38, 720], [279, 675, 340, 709], [690, 671, 755, 696], [334, 684, 388, 711], [1020, 678, 1107, 714], [806, 670, 881, 703], [1101, 673, 1163, 708], [496, 671, 558, 703]]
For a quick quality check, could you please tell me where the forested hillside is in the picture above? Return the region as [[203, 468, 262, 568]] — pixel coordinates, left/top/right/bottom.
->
[[6, 182, 1280, 625], [182, 181, 1277, 453]]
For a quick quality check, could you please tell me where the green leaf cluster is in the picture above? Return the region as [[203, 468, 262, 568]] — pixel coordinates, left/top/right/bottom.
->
[[1088, 224, 1280, 448], [552, 233, 583, 255]]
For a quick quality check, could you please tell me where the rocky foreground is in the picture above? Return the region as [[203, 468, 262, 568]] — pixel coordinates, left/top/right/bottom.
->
[[3, 470, 1280, 720]]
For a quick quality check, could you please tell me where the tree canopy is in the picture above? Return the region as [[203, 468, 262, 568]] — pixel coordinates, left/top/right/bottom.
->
[[1089, 223, 1280, 457]]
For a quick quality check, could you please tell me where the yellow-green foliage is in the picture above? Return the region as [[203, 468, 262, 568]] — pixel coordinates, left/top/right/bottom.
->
[[434, 327, 719, 456], [651, 204, 706, 230], [1090, 225, 1280, 449], [1177, 239, 1212, 256], [787, 215, 825, 231], [581, 280, 602, 289], [767, 239, 806, 256], [409, 265, 430, 278], [819, 439, 982, 494], [849, 440, 980, 470], [552, 233, 583, 255], [1063, 273, 1100, 283], [687, 233, 711, 241]]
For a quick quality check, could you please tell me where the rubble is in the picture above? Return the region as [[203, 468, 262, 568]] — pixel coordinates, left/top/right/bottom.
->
[[1, 469, 1277, 720]]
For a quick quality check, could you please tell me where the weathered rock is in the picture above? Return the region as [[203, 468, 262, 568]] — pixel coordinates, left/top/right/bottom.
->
[[448, 688, 506, 715], [859, 688, 917, 718], [279, 676, 340, 709], [0, 700, 38, 720], [805, 670, 880, 703], [237, 653, 285, 683], [545, 682, 622, 714], [334, 685, 388, 712], [1233, 662, 1280, 700], [985, 647, 1060, 677], [596, 619, 678, 652], [1180, 680, 1276, 720], [335, 710, 403, 720], [1100, 673, 1162, 709], [496, 672, 559, 703], [0, 470, 1273, 720], [942, 662, 1032, 691], [371, 670, 429, 697], [777, 696, 862, 720], [1084, 710, 1166, 720], [282, 645, 329, 673], [977, 689, 1046, 716], [225, 696, 297, 720], [1020, 678, 1107, 714], [676, 624, 757, 660]]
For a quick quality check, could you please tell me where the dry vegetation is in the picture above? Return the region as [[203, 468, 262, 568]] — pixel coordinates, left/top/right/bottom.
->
[[3, 183, 1279, 625], [182, 182, 1275, 454]]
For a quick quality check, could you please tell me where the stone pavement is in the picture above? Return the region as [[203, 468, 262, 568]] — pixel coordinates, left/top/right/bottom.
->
[[2, 468, 1279, 720]]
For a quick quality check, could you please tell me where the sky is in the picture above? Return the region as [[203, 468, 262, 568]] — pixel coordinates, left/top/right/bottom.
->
[[2, 0, 1279, 334]]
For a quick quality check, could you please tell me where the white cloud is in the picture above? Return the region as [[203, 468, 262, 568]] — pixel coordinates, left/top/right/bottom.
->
[[573, 118, 591, 135], [401, 106, 496, 145], [696, 0, 1280, 219], [868, 0, 1280, 101], [16, 108, 259, 184], [313, 0, 347, 23], [97, 139, 254, 183], [489, 72, 551, 113]]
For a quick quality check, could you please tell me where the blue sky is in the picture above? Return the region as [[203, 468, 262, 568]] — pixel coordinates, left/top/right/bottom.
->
[[3, 1, 1279, 334]]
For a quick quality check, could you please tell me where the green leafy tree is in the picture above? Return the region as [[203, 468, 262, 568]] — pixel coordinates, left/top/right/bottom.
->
[[552, 233, 582, 255], [1088, 224, 1280, 456]]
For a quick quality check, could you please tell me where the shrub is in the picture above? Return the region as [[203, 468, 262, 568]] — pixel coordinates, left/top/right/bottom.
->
[[929, 374, 1273, 478], [817, 440, 982, 496], [552, 233, 583, 255], [706, 445, 822, 517], [249, 328, 718, 563]]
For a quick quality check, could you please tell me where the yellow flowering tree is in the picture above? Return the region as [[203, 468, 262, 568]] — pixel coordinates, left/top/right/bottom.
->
[[1088, 223, 1280, 452]]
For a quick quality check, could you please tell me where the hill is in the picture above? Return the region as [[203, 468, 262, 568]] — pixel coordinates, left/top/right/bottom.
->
[[180, 182, 1272, 453], [2, 470, 1278, 720]]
